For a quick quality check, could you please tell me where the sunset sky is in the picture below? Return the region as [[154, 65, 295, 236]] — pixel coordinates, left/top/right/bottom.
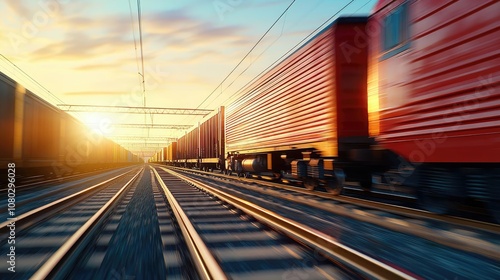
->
[[0, 0, 376, 159]]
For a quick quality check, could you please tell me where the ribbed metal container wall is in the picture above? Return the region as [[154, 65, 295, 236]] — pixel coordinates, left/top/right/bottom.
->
[[0, 73, 16, 161], [372, 0, 500, 163], [227, 26, 337, 156]]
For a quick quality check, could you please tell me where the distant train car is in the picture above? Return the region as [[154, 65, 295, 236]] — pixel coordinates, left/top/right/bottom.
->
[[0, 71, 140, 181], [165, 142, 177, 165], [225, 17, 371, 193], [176, 107, 225, 171], [370, 0, 500, 216], [1, 72, 61, 170]]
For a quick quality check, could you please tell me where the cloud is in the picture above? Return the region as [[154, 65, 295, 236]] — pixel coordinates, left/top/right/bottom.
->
[[5, 0, 32, 17], [63, 91, 125, 96], [27, 7, 249, 64], [73, 63, 120, 71]]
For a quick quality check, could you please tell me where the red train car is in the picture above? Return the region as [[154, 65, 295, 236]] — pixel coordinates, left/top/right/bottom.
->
[[370, 0, 500, 216], [226, 17, 370, 191], [176, 107, 225, 170]]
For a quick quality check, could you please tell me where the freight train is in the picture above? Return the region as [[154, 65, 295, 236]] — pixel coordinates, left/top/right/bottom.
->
[[151, 0, 500, 221], [0, 71, 141, 182]]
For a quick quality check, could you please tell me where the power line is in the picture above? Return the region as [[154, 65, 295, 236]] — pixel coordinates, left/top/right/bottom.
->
[[127, 0, 142, 87], [220, 0, 356, 106], [0, 54, 66, 105], [195, 0, 297, 110], [137, 0, 146, 107]]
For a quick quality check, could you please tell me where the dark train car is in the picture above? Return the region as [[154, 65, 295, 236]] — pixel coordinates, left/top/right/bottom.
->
[[176, 107, 225, 171], [370, 0, 500, 217], [165, 142, 177, 165], [162, 147, 168, 163], [0, 71, 140, 181], [0, 72, 21, 165], [225, 17, 370, 192], [23, 91, 61, 166], [0, 72, 62, 170], [176, 126, 198, 166], [149, 151, 159, 163]]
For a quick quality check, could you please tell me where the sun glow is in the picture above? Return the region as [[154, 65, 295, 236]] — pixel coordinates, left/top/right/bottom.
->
[[81, 113, 112, 136], [367, 57, 380, 137]]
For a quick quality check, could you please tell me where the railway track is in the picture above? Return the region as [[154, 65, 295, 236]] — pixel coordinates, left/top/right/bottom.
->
[[2, 164, 497, 278], [0, 167, 142, 279], [163, 165, 500, 279], [0, 165, 138, 193], [172, 166, 499, 232], [152, 166, 415, 279], [4, 164, 392, 279], [0, 166, 139, 223]]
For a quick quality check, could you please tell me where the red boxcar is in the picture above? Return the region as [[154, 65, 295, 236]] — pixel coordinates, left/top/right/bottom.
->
[[176, 107, 225, 170], [225, 17, 370, 189], [371, 0, 500, 163], [370, 0, 500, 216]]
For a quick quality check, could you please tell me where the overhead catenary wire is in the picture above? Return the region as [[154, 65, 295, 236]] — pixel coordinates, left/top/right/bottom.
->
[[0, 54, 66, 106], [219, 0, 356, 107], [128, 0, 142, 87], [194, 0, 297, 111], [178, 0, 297, 127], [137, 0, 146, 107]]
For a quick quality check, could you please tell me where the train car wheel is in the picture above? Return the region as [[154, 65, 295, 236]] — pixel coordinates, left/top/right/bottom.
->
[[325, 179, 343, 195], [488, 169, 500, 223], [359, 176, 372, 191], [304, 178, 318, 191], [326, 169, 346, 195], [417, 165, 459, 214], [417, 191, 456, 214], [489, 198, 500, 224]]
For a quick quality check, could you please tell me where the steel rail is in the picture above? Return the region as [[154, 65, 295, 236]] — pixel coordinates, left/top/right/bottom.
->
[[30, 168, 143, 279], [170, 166, 500, 262], [171, 166, 500, 234], [161, 167, 415, 280], [0, 168, 138, 236], [0, 165, 136, 193], [152, 168, 227, 280]]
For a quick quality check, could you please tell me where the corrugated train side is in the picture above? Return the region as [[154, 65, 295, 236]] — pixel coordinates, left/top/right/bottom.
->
[[150, 1, 499, 221], [0, 71, 141, 182], [369, 0, 500, 217]]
